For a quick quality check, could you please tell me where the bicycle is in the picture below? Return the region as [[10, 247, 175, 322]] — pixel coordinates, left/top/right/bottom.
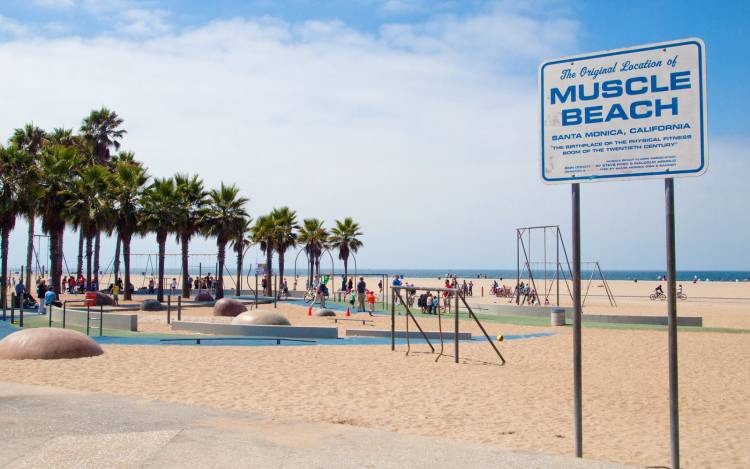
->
[[649, 292, 666, 301], [303, 288, 316, 304]]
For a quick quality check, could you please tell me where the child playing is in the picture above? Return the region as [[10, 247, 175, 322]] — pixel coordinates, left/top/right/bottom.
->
[[366, 290, 376, 316]]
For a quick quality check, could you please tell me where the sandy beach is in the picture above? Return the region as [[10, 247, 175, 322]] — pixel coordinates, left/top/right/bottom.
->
[[0, 292, 748, 468]]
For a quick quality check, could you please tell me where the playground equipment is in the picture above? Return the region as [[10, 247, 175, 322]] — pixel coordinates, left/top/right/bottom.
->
[[516, 225, 616, 307], [390, 285, 505, 366]]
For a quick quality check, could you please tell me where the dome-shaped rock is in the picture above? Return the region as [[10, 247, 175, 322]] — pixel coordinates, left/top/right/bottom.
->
[[195, 291, 214, 302], [314, 309, 336, 317], [231, 310, 291, 326], [213, 298, 248, 317], [0, 328, 104, 360], [140, 299, 163, 311]]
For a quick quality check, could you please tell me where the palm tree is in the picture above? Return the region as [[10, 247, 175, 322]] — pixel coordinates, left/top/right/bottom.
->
[[270, 207, 298, 295], [38, 145, 81, 293], [203, 184, 249, 300], [230, 217, 253, 296], [80, 108, 126, 165], [109, 151, 137, 282], [80, 109, 126, 286], [48, 127, 87, 278], [0, 145, 36, 307], [10, 124, 47, 287], [174, 174, 207, 298], [66, 164, 110, 290], [297, 218, 329, 287], [140, 178, 179, 302], [111, 160, 148, 300], [329, 217, 363, 283], [251, 215, 275, 296]]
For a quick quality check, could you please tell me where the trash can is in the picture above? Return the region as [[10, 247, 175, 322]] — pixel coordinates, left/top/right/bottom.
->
[[550, 308, 566, 326]]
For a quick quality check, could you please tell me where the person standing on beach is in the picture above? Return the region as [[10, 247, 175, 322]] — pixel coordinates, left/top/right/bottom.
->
[[14, 280, 24, 308], [356, 277, 367, 312], [112, 282, 120, 306], [37, 279, 47, 314], [170, 278, 177, 297], [367, 290, 375, 316]]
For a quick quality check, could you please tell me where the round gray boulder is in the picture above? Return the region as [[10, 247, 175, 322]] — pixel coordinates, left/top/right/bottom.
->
[[195, 291, 214, 302], [232, 310, 291, 326], [140, 299, 163, 311], [213, 298, 248, 317], [314, 309, 336, 317], [0, 328, 104, 360], [96, 292, 115, 306]]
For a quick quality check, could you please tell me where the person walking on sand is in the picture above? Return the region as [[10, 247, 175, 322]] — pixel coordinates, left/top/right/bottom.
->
[[356, 277, 367, 312], [112, 282, 120, 306], [367, 289, 376, 316]]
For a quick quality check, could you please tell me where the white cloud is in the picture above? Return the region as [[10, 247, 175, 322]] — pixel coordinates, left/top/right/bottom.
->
[[0, 15, 29, 37], [0, 8, 747, 271], [380, 0, 425, 14], [31, 0, 76, 8]]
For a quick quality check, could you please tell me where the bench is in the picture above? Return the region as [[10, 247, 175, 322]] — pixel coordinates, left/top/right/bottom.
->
[[329, 317, 375, 326], [159, 337, 317, 345]]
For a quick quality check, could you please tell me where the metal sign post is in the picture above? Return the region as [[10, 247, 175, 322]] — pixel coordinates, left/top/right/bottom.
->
[[540, 38, 707, 468]]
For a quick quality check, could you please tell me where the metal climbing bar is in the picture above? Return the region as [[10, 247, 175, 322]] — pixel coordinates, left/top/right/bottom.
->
[[392, 287, 435, 353], [458, 292, 506, 365]]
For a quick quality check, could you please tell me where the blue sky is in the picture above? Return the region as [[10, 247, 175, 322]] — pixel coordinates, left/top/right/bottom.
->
[[0, 0, 748, 270]]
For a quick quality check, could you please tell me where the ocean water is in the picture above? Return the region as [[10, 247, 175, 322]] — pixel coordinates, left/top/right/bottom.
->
[[129, 267, 750, 282]]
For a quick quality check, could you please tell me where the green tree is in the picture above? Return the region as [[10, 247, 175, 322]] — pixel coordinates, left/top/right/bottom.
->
[[10, 123, 47, 287], [174, 173, 207, 298], [329, 217, 363, 283], [140, 178, 179, 302], [203, 184, 249, 300], [270, 207, 298, 296], [111, 160, 149, 300], [38, 145, 81, 293], [66, 164, 111, 290], [0, 145, 36, 306], [230, 217, 253, 296], [80, 108, 126, 165], [297, 218, 328, 287], [251, 215, 275, 296]]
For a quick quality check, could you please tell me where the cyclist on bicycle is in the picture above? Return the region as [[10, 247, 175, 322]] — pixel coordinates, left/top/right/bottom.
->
[[655, 284, 664, 296]]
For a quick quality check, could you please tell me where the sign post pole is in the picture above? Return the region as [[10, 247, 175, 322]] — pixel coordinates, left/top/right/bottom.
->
[[665, 178, 680, 469], [571, 183, 583, 458]]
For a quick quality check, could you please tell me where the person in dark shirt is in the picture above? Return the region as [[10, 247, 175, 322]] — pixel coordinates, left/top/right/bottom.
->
[[356, 277, 367, 312]]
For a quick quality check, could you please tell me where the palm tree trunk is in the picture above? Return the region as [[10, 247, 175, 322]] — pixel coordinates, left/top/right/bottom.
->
[[85, 232, 93, 290], [180, 233, 190, 298], [157, 234, 166, 302], [50, 226, 63, 294], [278, 248, 285, 297], [25, 212, 34, 286], [235, 245, 242, 297], [122, 232, 132, 300], [1, 224, 10, 308], [216, 240, 225, 300], [93, 231, 101, 289], [343, 257, 348, 284], [76, 228, 84, 277], [113, 232, 121, 284], [265, 247, 272, 296]]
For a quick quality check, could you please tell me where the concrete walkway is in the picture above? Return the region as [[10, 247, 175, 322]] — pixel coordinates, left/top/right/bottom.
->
[[0, 381, 638, 469]]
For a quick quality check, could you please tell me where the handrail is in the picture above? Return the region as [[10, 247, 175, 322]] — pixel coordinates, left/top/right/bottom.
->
[[159, 337, 317, 345]]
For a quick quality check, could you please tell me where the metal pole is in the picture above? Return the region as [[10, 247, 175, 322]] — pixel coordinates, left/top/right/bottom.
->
[[557, 228, 560, 306], [100, 305, 103, 336], [19, 305, 23, 327], [178, 295, 182, 321], [86, 304, 90, 336], [391, 289, 396, 350], [516, 229, 520, 293], [273, 275, 277, 308], [572, 183, 583, 458], [62, 302, 66, 328], [167, 295, 171, 324], [454, 292, 459, 364], [255, 274, 258, 309], [665, 178, 680, 469], [10, 293, 14, 323]]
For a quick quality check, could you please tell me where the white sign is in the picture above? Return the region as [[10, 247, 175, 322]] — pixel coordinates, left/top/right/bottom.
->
[[540, 38, 707, 183]]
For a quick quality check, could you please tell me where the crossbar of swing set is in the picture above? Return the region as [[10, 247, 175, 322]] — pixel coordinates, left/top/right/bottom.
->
[[390, 285, 505, 365]]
